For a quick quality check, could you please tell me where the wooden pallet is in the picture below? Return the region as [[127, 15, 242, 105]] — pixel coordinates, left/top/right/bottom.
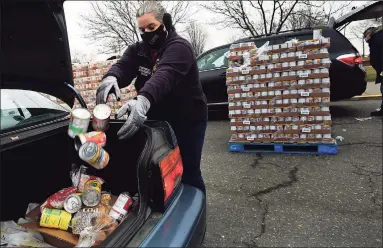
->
[[228, 141, 338, 154]]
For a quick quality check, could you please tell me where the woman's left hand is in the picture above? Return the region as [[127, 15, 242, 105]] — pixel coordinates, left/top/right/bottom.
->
[[117, 95, 151, 140]]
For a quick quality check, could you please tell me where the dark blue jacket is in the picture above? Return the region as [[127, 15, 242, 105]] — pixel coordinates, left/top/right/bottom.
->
[[368, 31, 383, 84], [103, 31, 208, 122]]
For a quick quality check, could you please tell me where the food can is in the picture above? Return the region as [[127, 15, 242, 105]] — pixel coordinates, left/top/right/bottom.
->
[[301, 116, 308, 121], [290, 98, 298, 104], [92, 104, 111, 131], [308, 116, 315, 121], [64, 194, 82, 214], [276, 100, 283, 104], [316, 116, 323, 121], [68, 108, 91, 138], [74, 131, 107, 151], [109, 192, 133, 222], [85, 179, 102, 193], [82, 188, 101, 207], [40, 208, 72, 230], [79, 142, 110, 170]]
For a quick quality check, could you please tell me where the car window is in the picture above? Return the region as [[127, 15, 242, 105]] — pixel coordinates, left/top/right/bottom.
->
[[1, 89, 69, 133], [197, 47, 229, 71]]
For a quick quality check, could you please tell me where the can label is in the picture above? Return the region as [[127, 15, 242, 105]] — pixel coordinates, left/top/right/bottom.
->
[[85, 179, 102, 193], [109, 193, 133, 221], [79, 142, 110, 170], [68, 109, 91, 138], [40, 208, 72, 230]]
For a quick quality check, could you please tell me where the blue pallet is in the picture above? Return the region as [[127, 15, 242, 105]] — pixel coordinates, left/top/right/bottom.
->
[[228, 142, 338, 155]]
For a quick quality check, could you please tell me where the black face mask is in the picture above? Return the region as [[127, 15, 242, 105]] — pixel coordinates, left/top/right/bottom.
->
[[140, 24, 167, 50]]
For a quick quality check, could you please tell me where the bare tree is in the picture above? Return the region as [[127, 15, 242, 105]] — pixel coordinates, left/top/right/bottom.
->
[[287, 1, 352, 30], [185, 22, 208, 56], [71, 50, 95, 64], [81, 1, 193, 54], [201, 0, 352, 38]]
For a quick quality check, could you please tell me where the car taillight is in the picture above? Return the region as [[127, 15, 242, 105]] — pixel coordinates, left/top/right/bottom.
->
[[337, 54, 363, 66], [159, 146, 183, 201]]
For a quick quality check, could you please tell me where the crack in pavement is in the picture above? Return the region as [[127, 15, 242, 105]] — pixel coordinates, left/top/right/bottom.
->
[[367, 175, 382, 210], [247, 165, 299, 243], [250, 153, 263, 169], [351, 162, 382, 210]]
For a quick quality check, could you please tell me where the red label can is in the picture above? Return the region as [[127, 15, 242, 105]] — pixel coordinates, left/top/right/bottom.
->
[[92, 104, 111, 131], [74, 131, 106, 151]]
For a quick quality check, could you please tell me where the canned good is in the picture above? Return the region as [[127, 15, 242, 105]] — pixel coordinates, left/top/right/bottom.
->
[[290, 99, 298, 104], [64, 194, 82, 214], [324, 116, 331, 121], [79, 142, 110, 170], [74, 131, 106, 151], [68, 108, 91, 138], [298, 80, 305, 85], [82, 188, 101, 207], [284, 90, 290, 95], [278, 117, 285, 122], [315, 124, 322, 130], [261, 109, 268, 114], [292, 116, 299, 121], [276, 100, 283, 104], [308, 116, 315, 121], [261, 100, 268, 105], [300, 134, 307, 139], [301, 116, 308, 121], [285, 116, 292, 122], [315, 116, 323, 121], [268, 91, 275, 96], [261, 92, 268, 96], [40, 208, 72, 230], [255, 109, 261, 114], [306, 97, 314, 103]]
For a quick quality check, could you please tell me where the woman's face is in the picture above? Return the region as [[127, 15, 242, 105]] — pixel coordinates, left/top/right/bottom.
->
[[137, 12, 161, 34]]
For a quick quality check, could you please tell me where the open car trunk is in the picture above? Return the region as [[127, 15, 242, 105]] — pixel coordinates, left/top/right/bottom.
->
[[1, 120, 176, 247]]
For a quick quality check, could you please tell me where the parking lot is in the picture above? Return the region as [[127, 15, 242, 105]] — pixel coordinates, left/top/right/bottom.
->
[[202, 99, 382, 247]]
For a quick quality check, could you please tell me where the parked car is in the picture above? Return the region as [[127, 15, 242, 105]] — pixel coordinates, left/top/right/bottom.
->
[[1, 1, 205, 247], [198, 1, 383, 113]]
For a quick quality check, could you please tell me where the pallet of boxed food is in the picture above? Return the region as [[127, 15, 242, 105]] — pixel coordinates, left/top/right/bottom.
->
[[226, 30, 337, 155]]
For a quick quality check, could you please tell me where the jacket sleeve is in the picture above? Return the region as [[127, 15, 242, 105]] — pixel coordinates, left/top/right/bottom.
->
[[138, 42, 193, 105], [103, 44, 139, 88]]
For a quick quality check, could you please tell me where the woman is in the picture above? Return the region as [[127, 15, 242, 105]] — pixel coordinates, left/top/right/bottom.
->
[[96, 2, 208, 194]]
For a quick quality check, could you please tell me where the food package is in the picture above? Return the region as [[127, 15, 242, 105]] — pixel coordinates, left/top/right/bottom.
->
[[40, 187, 78, 213], [72, 211, 117, 247]]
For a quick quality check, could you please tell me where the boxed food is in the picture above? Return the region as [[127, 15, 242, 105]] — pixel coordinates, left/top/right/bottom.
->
[[227, 30, 335, 144]]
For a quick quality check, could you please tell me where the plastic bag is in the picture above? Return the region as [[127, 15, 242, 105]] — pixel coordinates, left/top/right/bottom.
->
[[1, 221, 53, 247], [73, 212, 118, 247]]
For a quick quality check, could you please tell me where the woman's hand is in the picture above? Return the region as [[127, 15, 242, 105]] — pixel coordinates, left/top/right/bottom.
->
[[117, 95, 151, 140], [96, 76, 121, 104]]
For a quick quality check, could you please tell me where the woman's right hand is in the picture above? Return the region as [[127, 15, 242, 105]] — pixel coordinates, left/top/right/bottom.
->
[[96, 76, 121, 104]]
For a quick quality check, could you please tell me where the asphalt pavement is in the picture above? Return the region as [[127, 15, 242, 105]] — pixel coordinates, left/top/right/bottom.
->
[[201, 99, 382, 247]]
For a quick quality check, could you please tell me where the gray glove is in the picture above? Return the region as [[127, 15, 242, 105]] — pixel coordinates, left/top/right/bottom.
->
[[116, 95, 150, 140], [96, 76, 121, 104]]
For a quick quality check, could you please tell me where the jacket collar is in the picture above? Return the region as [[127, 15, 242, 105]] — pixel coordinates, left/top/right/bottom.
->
[[137, 30, 178, 58]]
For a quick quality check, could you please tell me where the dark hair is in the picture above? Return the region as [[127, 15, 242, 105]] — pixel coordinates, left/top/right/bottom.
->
[[163, 13, 175, 32]]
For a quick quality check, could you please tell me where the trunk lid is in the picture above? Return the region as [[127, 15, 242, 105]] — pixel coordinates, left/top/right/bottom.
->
[[333, 1, 383, 29], [1, 1, 75, 107]]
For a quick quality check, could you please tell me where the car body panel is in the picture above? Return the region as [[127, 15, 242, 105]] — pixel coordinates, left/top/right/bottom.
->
[[1, 1, 75, 107], [137, 184, 206, 248], [334, 1, 383, 29]]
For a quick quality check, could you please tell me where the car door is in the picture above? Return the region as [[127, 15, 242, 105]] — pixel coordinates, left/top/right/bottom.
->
[[197, 46, 230, 105]]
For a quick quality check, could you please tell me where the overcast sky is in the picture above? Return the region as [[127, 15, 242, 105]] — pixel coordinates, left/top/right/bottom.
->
[[63, 1, 373, 62]]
